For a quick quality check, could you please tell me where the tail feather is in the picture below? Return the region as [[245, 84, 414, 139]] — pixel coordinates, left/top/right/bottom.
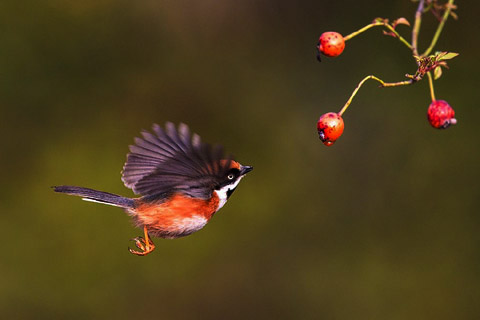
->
[[53, 185, 135, 209]]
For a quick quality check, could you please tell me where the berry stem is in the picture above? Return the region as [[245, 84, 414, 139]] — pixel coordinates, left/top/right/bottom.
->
[[343, 22, 383, 41], [338, 75, 413, 116], [412, 0, 425, 56], [343, 22, 412, 50], [426, 71, 436, 101], [421, 0, 455, 56]]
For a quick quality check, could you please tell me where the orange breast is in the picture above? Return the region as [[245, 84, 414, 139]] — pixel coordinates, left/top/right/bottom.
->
[[131, 193, 220, 239]]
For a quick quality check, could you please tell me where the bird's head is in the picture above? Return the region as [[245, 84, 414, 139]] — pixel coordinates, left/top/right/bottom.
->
[[214, 160, 253, 207]]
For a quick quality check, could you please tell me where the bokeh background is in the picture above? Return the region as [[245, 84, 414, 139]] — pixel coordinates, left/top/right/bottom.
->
[[1, 0, 479, 319]]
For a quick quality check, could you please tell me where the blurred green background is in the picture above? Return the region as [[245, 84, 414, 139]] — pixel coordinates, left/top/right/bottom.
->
[[1, 0, 479, 319]]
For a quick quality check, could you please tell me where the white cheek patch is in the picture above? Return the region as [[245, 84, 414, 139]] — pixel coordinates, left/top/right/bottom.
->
[[214, 176, 244, 211]]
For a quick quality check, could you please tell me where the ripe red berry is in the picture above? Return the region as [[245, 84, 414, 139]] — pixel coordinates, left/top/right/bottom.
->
[[427, 100, 457, 129], [317, 112, 344, 146], [317, 32, 345, 60]]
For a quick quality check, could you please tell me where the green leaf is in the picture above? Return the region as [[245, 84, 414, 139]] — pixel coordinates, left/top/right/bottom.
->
[[435, 52, 459, 61], [440, 52, 459, 60], [434, 66, 443, 80]]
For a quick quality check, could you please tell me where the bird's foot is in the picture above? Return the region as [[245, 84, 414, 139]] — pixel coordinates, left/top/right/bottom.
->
[[128, 236, 155, 256], [128, 226, 155, 256]]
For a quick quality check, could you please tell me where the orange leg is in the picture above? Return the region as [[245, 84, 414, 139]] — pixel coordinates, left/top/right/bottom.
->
[[128, 225, 156, 256]]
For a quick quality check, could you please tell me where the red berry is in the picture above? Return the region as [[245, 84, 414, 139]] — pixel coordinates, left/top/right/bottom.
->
[[427, 100, 457, 129], [317, 32, 345, 59], [317, 112, 344, 146]]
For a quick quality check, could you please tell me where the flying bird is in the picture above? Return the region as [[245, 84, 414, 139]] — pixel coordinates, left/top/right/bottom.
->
[[54, 122, 253, 256]]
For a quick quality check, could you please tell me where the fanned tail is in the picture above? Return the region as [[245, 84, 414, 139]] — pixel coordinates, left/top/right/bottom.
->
[[53, 185, 135, 209]]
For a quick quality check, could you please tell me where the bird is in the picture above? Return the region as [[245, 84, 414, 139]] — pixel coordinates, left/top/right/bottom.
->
[[53, 122, 253, 256]]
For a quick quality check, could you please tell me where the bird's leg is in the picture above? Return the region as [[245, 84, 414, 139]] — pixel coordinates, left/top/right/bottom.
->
[[128, 225, 156, 256]]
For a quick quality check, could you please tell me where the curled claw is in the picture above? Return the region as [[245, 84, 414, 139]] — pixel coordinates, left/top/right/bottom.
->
[[128, 226, 156, 256], [129, 236, 146, 251], [128, 236, 155, 256]]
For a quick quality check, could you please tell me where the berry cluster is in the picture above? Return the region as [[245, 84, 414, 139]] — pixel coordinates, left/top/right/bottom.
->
[[316, 0, 458, 146]]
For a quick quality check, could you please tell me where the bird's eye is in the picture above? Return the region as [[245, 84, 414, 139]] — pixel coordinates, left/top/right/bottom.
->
[[228, 174, 235, 180]]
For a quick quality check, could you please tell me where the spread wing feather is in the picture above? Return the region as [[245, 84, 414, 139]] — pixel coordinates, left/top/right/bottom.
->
[[122, 122, 232, 200]]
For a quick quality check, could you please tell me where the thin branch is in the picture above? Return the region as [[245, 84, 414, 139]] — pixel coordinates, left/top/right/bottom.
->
[[412, 0, 425, 56], [426, 72, 436, 101], [421, 0, 456, 56], [338, 75, 413, 116], [383, 24, 413, 50], [344, 22, 383, 41], [344, 21, 412, 50]]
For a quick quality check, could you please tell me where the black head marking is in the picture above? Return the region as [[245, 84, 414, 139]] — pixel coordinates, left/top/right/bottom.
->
[[216, 168, 241, 190], [226, 187, 237, 199]]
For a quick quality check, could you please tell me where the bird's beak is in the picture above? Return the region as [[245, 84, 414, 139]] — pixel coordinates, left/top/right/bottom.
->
[[240, 165, 253, 175]]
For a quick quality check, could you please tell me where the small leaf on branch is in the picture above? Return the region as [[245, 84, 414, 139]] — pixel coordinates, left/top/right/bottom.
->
[[372, 17, 388, 24], [437, 52, 459, 61], [383, 30, 397, 38], [393, 17, 411, 28], [434, 66, 443, 80], [430, 1, 458, 21]]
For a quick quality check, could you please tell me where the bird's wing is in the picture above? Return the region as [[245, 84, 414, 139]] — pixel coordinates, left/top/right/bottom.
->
[[122, 122, 232, 200]]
